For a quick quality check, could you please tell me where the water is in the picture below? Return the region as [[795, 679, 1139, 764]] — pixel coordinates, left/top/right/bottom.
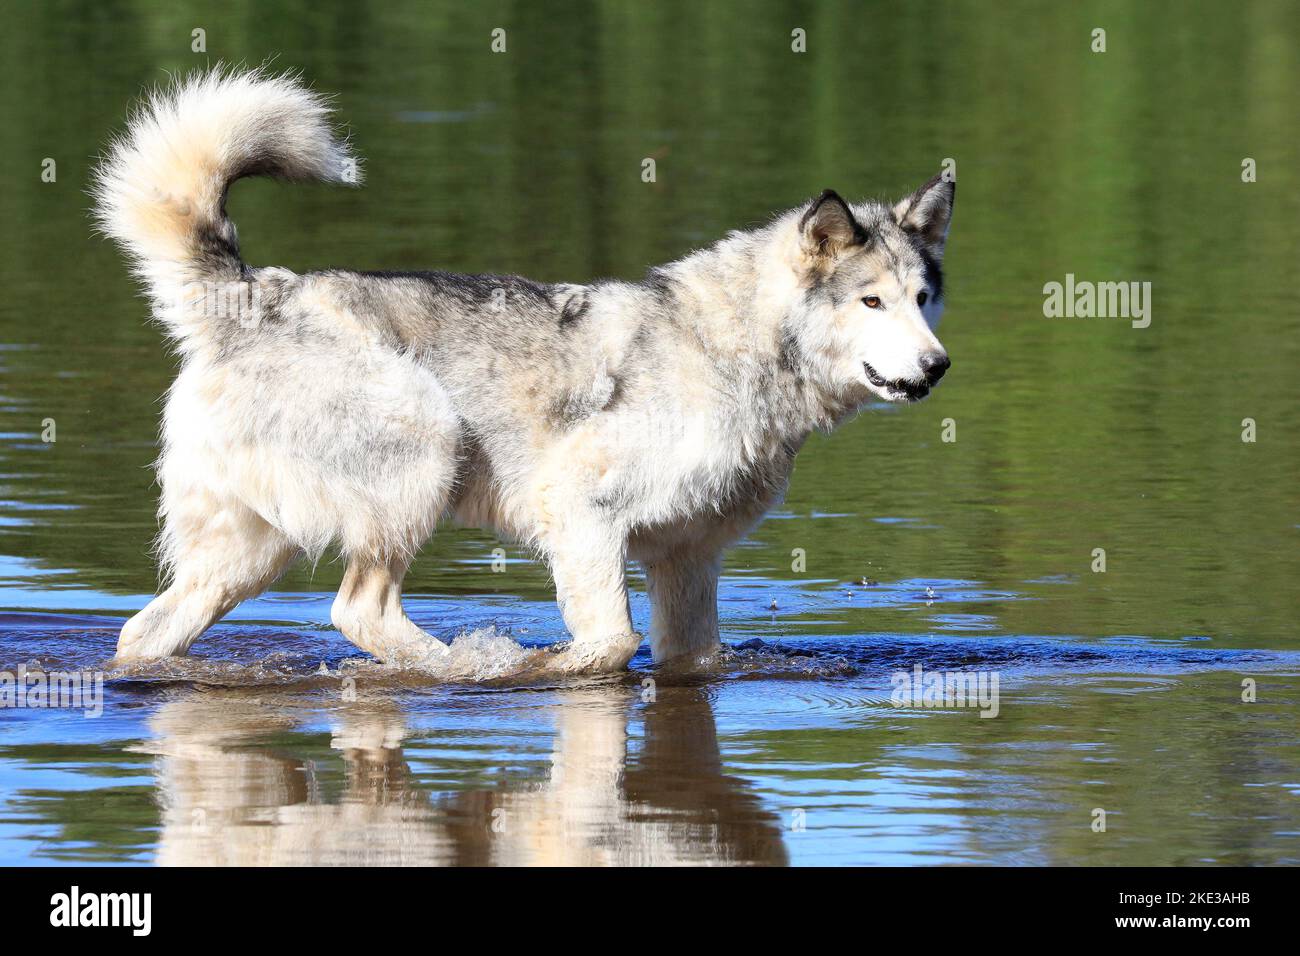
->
[[1, 0, 1298, 865]]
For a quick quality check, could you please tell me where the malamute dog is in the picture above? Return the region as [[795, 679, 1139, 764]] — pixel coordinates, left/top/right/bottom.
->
[[94, 68, 954, 673]]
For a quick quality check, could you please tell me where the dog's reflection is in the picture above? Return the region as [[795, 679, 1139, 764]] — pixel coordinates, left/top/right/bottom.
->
[[145, 685, 787, 866]]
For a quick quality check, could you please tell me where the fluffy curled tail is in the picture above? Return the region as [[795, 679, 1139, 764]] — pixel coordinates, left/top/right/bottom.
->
[[92, 66, 360, 340]]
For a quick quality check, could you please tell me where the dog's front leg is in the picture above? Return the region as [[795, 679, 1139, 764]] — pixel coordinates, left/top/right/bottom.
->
[[646, 550, 722, 664], [544, 521, 641, 673]]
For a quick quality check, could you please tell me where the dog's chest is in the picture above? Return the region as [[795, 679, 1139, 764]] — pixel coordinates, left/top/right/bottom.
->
[[622, 424, 799, 557]]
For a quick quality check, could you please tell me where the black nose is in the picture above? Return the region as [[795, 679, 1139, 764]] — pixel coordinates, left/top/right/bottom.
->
[[920, 352, 950, 384]]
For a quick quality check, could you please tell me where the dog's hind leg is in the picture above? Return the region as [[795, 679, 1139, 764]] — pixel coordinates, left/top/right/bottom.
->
[[331, 556, 449, 666], [114, 494, 297, 662], [645, 549, 723, 664]]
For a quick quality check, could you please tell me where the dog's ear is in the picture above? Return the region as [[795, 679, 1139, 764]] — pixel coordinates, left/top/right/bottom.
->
[[800, 189, 867, 261], [894, 175, 955, 259]]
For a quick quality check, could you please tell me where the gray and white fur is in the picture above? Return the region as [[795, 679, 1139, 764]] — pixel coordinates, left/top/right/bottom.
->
[[93, 67, 955, 672]]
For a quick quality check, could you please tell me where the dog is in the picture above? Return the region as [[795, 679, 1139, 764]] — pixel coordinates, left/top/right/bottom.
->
[[93, 67, 954, 673]]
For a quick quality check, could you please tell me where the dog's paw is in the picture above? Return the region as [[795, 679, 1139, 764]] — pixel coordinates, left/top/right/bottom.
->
[[104, 646, 175, 674], [376, 638, 451, 671], [108, 631, 171, 668], [526, 632, 643, 675]]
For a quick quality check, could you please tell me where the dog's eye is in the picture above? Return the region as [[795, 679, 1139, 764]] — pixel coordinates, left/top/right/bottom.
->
[[861, 295, 882, 310], [917, 291, 928, 307]]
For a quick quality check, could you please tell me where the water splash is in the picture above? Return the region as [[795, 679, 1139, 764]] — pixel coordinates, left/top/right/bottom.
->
[[3, 607, 1297, 694]]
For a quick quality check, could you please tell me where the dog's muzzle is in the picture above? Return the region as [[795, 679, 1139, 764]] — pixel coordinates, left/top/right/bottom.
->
[[864, 352, 950, 401]]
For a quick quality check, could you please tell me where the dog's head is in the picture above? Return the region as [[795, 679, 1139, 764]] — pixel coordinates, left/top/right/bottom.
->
[[784, 176, 954, 405]]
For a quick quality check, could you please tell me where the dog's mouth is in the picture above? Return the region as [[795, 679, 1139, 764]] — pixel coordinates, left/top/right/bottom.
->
[[863, 363, 930, 402]]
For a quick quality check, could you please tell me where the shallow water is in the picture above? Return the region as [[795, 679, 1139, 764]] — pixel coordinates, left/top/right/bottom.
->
[[1, 0, 1298, 865]]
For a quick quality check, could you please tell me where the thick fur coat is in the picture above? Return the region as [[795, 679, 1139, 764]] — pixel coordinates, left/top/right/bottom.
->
[[93, 68, 954, 672]]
